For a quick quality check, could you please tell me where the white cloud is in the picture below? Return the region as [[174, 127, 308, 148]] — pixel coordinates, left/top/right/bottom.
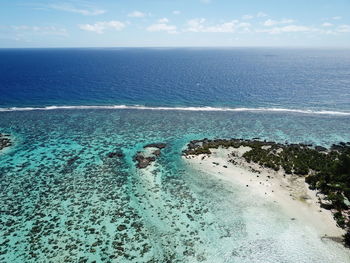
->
[[322, 22, 333, 27], [258, 25, 313, 34], [186, 18, 206, 32], [158, 18, 169, 23], [337, 25, 350, 33], [256, 12, 268, 18], [173, 10, 181, 15], [263, 19, 295, 26], [205, 22, 237, 33], [49, 4, 105, 16], [79, 21, 125, 34], [237, 22, 251, 28], [242, 14, 253, 20], [319, 29, 336, 35], [146, 17, 177, 34], [128, 11, 146, 18], [0, 25, 68, 43], [146, 23, 177, 34], [200, 0, 211, 3], [332, 16, 342, 20], [186, 18, 250, 33], [11, 25, 68, 36]]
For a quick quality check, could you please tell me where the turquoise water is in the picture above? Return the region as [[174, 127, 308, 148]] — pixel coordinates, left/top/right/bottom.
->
[[1, 109, 350, 262]]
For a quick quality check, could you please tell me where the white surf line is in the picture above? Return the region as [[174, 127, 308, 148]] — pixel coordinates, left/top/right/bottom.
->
[[0, 105, 349, 116]]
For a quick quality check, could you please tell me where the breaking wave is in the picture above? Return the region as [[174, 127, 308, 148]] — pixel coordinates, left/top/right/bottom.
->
[[0, 105, 349, 116]]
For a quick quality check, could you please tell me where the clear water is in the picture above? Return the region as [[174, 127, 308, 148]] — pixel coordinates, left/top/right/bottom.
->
[[1, 109, 350, 262], [1, 48, 350, 262]]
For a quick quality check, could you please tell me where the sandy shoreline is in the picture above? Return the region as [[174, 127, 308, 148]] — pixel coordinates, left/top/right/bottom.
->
[[183, 146, 345, 239]]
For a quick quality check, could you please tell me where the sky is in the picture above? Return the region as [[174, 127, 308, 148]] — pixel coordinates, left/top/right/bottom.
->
[[0, 0, 350, 48]]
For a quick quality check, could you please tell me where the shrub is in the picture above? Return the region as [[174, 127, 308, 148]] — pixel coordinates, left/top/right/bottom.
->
[[344, 231, 350, 247]]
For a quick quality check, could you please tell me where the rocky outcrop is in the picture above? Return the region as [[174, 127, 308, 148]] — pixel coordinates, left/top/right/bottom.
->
[[315, 146, 327, 152], [143, 143, 167, 149], [134, 143, 167, 169], [183, 138, 350, 156], [133, 153, 156, 169], [107, 151, 124, 158], [0, 133, 12, 151]]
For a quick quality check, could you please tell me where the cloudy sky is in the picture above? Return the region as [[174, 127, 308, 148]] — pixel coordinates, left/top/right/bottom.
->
[[1, 0, 349, 48]]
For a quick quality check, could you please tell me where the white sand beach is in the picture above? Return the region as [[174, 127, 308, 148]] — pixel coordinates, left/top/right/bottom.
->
[[184, 146, 345, 239]]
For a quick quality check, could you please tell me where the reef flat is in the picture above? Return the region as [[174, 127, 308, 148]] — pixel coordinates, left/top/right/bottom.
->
[[1, 109, 350, 262], [183, 138, 350, 247]]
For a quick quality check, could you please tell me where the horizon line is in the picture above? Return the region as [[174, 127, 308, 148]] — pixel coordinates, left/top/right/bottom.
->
[[1, 46, 350, 50]]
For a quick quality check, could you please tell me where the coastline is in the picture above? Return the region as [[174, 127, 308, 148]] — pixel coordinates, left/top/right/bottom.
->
[[183, 146, 345, 239]]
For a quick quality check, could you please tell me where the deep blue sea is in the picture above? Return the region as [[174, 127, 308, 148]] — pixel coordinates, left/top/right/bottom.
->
[[0, 48, 350, 112], [1, 48, 350, 263]]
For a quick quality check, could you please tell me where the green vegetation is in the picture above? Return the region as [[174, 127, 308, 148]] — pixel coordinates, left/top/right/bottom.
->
[[183, 138, 350, 247], [345, 232, 350, 248]]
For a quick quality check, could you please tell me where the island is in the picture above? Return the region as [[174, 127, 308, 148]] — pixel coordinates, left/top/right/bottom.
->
[[182, 138, 350, 247]]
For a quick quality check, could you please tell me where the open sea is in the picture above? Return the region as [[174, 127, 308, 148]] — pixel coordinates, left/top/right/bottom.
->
[[1, 48, 350, 263]]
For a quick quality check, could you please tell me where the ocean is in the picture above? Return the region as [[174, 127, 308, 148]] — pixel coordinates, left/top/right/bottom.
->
[[1, 48, 350, 112], [0, 48, 350, 262]]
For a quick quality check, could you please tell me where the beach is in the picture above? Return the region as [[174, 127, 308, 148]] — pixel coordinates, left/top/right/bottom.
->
[[184, 146, 345, 239]]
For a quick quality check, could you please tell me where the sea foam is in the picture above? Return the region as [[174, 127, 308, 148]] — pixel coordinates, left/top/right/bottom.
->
[[0, 105, 350, 116]]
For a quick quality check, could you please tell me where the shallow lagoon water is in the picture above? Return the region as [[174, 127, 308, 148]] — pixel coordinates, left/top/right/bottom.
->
[[1, 109, 350, 263]]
